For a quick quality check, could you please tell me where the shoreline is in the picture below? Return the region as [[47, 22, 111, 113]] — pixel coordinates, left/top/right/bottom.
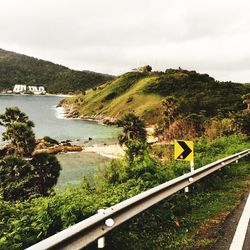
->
[[0, 93, 73, 98], [57, 102, 117, 125], [83, 143, 125, 158]]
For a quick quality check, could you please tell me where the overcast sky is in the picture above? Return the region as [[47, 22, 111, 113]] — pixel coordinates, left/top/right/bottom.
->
[[0, 0, 250, 82]]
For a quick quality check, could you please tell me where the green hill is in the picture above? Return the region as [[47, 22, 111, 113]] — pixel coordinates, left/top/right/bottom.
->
[[63, 69, 249, 124], [0, 49, 114, 94]]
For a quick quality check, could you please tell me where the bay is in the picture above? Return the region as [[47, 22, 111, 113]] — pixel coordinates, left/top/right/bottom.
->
[[0, 95, 121, 190], [0, 95, 120, 142]]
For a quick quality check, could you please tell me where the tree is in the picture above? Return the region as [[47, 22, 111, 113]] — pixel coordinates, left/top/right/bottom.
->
[[143, 65, 152, 73], [0, 107, 61, 201], [0, 106, 34, 127], [137, 65, 152, 73], [0, 154, 61, 202], [117, 113, 147, 146], [0, 156, 34, 201], [3, 122, 36, 156], [186, 113, 205, 136], [204, 118, 234, 140], [30, 153, 61, 196], [0, 107, 35, 156], [232, 111, 250, 136], [125, 139, 148, 162], [242, 93, 250, 110], [162, 96, 179, 128]]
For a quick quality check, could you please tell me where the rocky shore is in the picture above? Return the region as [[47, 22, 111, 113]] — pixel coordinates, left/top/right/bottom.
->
[[57, 100, 117, 125], [33, 138, 82, 155], [0, 138, 83, 157]]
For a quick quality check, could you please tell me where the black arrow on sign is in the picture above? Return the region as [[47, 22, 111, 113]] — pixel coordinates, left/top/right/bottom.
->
[[177, 141, 192, 160]]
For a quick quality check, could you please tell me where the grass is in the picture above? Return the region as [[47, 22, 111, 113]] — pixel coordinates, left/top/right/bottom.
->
[[105, 161, 250, 250], [64, 72, 166, 123], [187, 170, 250, 249], [63, 69, 249, 124], [103, 136, 250, 249]]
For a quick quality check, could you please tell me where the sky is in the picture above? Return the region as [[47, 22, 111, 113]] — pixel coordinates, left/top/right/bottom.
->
[[0, 0, 250, 82]]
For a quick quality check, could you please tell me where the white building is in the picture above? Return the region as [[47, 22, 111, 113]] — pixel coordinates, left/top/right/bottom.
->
[[13, 84, 27, 93], [13, 85, 46, 95]]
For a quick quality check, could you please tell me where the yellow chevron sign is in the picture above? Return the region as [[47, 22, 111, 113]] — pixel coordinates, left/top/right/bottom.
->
[[174, 140, 194, 161]]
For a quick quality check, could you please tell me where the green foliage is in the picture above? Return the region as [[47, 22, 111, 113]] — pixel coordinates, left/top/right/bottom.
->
[[0, 49, 114, 94], [0, 135, 249, 249], [0, 106, 34, 127], [0, 154, 61, 202], [3, 122, 36, 156], [0, 107, 35, 156], [102, 91, 117, 102], [0, 107, 61, 202], [42, 136, 59, 145], [117, 113, 147, 146], [64, 68, 248, 124], [30, 153, 61, 196], [162, 95, 179, 127], [98, 153, 165, 187], [144, 69, 247, 117], [125, 139, 148, 162], [0, 156, 34, 202], [232, 111, 250, 136]]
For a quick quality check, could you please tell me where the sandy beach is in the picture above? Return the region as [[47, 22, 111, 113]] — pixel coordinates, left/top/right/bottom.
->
[[83, 144, 125, 158]]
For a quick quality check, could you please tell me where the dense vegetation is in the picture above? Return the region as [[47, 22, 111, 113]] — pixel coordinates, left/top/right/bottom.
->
[[63, 68, 249, 124], [0, 134, 249, 249], [0, 49, 114, 94], [0, 108, 61, 201]]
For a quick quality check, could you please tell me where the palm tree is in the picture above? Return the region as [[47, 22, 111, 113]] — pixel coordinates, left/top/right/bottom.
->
[[162, 96, 179, 128], [117, 113, 147, 146], [0, 106, 34, 127], [0, 107, 35, 156]]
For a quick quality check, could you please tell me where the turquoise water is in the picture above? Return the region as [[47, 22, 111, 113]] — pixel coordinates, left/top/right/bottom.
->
[[56, 152, 108, 191], [0, 95, 120, 190]]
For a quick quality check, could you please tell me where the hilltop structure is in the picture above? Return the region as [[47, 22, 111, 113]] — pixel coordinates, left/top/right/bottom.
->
[[13, 85, 46, 95]]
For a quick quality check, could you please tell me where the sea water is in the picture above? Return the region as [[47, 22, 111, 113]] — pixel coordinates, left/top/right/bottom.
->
[[0, 95, 120, 142], [0, 95, 121, 190]]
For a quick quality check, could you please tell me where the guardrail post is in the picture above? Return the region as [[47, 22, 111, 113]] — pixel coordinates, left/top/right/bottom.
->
[[98, 237, 105, 249], [97, 209, 105, 248]]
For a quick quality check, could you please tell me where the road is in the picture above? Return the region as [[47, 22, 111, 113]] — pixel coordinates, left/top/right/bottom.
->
[[211, 193, 250, 250]]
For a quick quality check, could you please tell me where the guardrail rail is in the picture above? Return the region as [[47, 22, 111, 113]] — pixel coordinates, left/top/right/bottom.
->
[[27, 149, 250, 250]]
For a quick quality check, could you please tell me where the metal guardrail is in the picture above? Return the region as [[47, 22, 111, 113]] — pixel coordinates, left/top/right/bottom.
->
[[26, 149, 250, 250]]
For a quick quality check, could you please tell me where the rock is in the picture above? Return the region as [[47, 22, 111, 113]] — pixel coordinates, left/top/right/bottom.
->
[[60, 139, 72, 144], [33, 145, 82, 155]]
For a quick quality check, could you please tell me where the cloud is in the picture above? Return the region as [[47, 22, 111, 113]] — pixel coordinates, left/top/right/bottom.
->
[[0, 0, 250, 82]]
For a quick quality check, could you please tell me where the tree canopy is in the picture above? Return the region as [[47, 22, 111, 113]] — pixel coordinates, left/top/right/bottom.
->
[[0, 107, 35, 157], [117, 113, 147, 146], [0, 107, 61, 201], [0, 49, 114, 94]]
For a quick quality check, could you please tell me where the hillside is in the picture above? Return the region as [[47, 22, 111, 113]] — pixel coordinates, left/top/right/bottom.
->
[[62, 68, 249, 124], [0, 49, 114, 94]]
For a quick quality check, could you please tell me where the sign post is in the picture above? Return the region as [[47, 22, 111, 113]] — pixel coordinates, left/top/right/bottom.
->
[[174, 140, 194, 162], [174, 140, 194, 192], [190, 160, 194, 172]]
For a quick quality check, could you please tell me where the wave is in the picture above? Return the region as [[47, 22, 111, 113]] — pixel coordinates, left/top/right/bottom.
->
[[55, 106, 67, 119]]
